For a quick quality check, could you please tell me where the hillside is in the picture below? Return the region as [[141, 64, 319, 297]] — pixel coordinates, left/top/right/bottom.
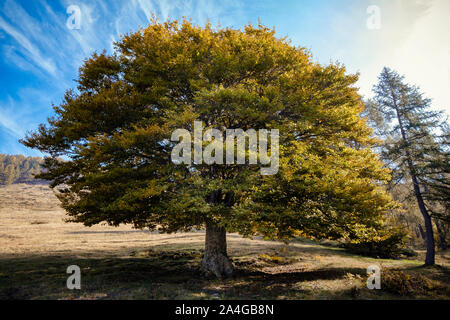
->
[[0, 154, 44, 185]]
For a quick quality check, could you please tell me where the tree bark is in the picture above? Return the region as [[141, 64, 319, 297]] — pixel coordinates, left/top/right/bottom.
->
[[201, 222, 234, 278], [390, 85, 435, 265], [411, 175, 435, 265]]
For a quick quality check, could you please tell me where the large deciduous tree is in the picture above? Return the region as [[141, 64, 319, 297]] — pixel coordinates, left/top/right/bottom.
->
[[23, 19, 395, 278]]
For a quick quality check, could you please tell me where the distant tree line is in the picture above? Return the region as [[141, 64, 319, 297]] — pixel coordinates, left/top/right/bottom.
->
[[0, 154, 43, 185]]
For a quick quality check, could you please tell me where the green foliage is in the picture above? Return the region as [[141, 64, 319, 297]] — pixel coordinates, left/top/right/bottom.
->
[[0, 154, 43, 185], [366, 68, 449, 192], [424, 123, 450, 224], [343, 226, 410, 259], [22, 19, 396, 244], [364, 68, 449, 264]]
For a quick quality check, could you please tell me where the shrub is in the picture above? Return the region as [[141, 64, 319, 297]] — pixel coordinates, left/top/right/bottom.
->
[[343, 228, 410, 259], [381, 268, 435, 296]]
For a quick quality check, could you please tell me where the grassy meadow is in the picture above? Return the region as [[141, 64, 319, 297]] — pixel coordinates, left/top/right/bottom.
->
[[0, 184, 449, 300]]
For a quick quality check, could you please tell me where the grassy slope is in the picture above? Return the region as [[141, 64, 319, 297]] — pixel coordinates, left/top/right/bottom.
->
[[0, 184, 449, 300]]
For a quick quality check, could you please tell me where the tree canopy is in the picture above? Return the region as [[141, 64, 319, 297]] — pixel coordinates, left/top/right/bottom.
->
[[23, 19, 397, 277]]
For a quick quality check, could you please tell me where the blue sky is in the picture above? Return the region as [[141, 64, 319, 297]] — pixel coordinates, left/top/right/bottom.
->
[[0, 0, 449, 156]]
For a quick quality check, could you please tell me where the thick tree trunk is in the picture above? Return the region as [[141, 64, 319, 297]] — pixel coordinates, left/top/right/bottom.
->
[[420, 205, 436, 265], [201, 222, 234, 278], [411, 174, 435, 265]]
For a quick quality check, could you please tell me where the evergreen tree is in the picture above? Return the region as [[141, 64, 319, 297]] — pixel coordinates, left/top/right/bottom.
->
[[368, 67, 449, 265], [424, 123, 450, 220], [22, 20, 396, 277]]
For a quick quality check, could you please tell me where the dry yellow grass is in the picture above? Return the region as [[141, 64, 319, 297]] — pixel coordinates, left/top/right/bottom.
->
[[0, 183, 449, 300], [0, 184, 373, 263], [0, 183, 206, 258]]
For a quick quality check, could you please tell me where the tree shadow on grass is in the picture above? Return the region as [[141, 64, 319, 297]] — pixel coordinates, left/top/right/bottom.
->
[[235, 267, 366, 283], [0, 248, 369, 300]]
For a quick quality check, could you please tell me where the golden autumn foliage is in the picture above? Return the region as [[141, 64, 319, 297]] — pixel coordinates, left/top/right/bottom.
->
[[23, 18, 399, 254]]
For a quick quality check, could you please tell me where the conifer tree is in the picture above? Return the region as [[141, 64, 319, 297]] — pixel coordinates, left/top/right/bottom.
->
[[368, 67, 450, 265]]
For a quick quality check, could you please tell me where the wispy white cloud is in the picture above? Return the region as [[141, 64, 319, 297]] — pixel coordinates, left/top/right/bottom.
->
[[0, 15, 57, 76], [135, 0, 156, 21], [0, 87, 57, 140], [3, 45, 46, 77], [0, 112, 23, 138], [8, 0, 446, 157], [0, 0, 243, 155]]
